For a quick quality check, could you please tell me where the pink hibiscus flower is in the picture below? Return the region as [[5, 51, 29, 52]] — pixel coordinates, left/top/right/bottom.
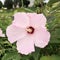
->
[[0, 28, 5, 37], [6, 12, 50, 55]]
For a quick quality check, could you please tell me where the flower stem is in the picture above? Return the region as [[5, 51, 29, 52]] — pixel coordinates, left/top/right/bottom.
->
[[21, 0, 24, 7]]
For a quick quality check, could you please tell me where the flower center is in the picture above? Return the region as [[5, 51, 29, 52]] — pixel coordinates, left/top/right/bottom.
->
[[26, 26, 35, 34]]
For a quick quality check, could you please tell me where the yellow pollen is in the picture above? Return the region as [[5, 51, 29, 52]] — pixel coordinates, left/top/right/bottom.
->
[[26, 28, 32, 33]]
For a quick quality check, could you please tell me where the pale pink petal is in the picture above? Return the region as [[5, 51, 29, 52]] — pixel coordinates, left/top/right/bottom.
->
[[6, 25, 26, 43], [34, 27, 50, 48], [0, 28, 5, 37], [16, 35, 35, 55], [27, 13, 46, 28], [13, 12, 30, 28]]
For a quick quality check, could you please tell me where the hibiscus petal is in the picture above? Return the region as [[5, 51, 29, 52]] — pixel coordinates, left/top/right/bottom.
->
[[16, 36, 35, 55], [0, 28, 5, 37], [13, 12, 29, 28], [6, 25, 26, 43], [27, 13, 46, 28], [34, 28, 50, 48], [28, 0, 35, 7]]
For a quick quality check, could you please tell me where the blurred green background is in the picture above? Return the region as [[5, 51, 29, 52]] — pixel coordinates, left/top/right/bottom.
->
[[0, 0, 60, 60]]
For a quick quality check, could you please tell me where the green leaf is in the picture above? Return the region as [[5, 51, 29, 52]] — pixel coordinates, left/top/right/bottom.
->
[[48, 0, 60, 6], [47, 12, 60, 43], [31, 48, 40, 60], [2, 51, 21, 60], [16, 7, 34, 13], [49, 1, 60, 14], [40, 55, 60, 60]]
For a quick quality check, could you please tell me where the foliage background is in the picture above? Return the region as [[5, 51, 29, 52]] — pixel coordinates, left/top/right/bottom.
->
[[0, 0, 60, 60]]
